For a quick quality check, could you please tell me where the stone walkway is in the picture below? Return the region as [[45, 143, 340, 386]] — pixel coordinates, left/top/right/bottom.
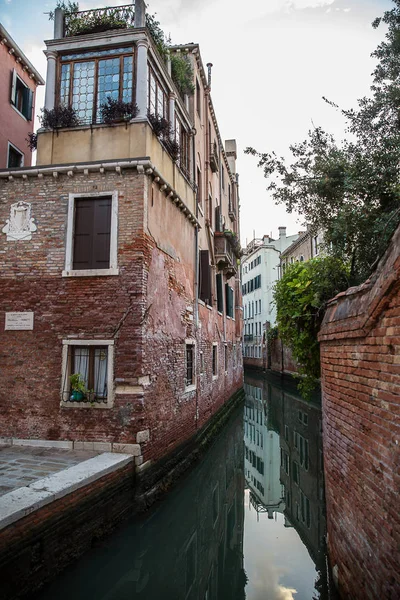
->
[[0, 446, 100, 497]]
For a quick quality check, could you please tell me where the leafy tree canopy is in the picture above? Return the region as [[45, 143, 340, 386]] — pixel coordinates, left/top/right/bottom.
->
[[274, 257, 349, 398], [246, 1, 400, 285]]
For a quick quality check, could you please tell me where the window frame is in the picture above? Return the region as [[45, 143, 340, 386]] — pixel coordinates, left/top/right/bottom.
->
[[63, 191, 119, 277], [61, 339, 115, 408], [185, 339, 196, 392], [58, 47, 135, 124], [212, 342, 218, 379], [7, 141, 24, 168], [10, 69, 33, 121]]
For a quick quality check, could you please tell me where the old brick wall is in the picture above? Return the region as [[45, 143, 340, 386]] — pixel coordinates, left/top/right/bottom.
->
[[319, 225, 400, 600], [0, 167, 243, 463]]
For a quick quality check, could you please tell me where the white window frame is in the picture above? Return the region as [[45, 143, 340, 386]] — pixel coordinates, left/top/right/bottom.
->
[[185, 338, 196, 392], [7, 141, 24, 168], [212, 342, 218, 379], [10, 69, 31, 121], [63, 191, 119, 277], [61, 339, 115, 408]]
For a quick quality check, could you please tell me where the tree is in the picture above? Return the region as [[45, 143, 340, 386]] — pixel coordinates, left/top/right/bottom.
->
[[246, 1, 400, 285], [273, 257, 349, 398]]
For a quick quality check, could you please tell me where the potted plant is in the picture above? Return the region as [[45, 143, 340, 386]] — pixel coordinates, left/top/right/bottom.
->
[[100, 97, 138, 124], [69, 373, 87, 402], [40, 106, 79, 129], [147, 112, 171, 138]]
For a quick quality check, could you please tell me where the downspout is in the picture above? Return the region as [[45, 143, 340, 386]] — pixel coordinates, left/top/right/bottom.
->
[[218, 142, 227, 345], [193, 128, 199, 328]]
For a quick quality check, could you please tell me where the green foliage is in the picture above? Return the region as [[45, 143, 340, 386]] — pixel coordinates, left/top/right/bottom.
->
[[171, 54, 195, 97], [48, 0, 78, 20], [274, 257, 349, 398], [69, 373, 87, 393], [246, 2, 400, 285], [145, 12, 168, 59]]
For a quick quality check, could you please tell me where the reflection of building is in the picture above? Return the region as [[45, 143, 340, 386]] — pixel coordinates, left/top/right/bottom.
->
[[244, 372, 326, 566], [244, 381, 285, 518], [241, 228, 299, 369], [0, 23, 44, 168]]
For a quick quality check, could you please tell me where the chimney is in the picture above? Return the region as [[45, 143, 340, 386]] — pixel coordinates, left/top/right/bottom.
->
[[134, 0, 146, 28], [278, 226, 286, 238], [206, 63, 213, 89]]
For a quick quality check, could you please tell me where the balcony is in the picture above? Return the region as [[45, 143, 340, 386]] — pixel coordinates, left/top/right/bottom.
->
[[244, 335, 253, 342], [209, 141, 219, 173], [214, 232, 237, 279], [64, 5, 135, 37]]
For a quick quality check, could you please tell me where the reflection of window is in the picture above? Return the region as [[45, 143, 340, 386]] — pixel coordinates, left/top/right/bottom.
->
[[293, 461, 300, 485], [59, 48, 134, 123], [7, 143, 24, 168], [61, 340, 114, 406], [64, 192, 118, 277], [10, 70, 33, 120], [300, 491, 311, 527], [212, 484, 219, 525]]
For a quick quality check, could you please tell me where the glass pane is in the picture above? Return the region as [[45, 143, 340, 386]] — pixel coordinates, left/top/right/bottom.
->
[[73, 347, 89, 389], [97, 58, 120, 121], [122, 56, 133, 103], [72, 61, 95, 123], [62, 47, 133, 61], [60, 64, 70, 106], [94, 348, 108, 398]]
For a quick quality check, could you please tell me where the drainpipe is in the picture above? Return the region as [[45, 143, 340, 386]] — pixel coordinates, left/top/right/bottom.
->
[[218, 141, 227, 346], [193, 127, 199, 327]]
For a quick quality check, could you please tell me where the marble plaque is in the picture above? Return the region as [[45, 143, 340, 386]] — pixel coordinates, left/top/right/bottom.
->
[[5, 312, 34, 330]]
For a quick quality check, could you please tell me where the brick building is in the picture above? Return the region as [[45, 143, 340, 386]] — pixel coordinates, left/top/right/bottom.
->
[[319, 223, 400, 599], [0, 23, 44, 168], [0, 2, 243, 468]]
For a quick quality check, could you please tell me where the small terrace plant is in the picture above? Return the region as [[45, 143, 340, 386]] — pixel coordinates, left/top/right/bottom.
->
[[69, 373, 87, 401], [164, 138, 180, 161], [100, 97, 138, 124], [147, 112, 171, 138], [26, 132, 37, 151], [170, 54, 195, 97], [40, 106, 79, 129]]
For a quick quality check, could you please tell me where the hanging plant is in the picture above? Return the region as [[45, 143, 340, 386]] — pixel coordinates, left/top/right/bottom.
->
[[164, 138, 180, 161], [100, 97, 138, 124], [26, 132, 37, 152], [40, 106, 79, 129], [171, 54, 195, 97]]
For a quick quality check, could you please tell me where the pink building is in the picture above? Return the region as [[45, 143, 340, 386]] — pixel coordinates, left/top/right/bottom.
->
[[0, 24, 44, 169]]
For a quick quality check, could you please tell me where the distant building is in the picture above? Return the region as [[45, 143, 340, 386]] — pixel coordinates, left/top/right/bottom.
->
[[280, 228, 323, 275], [241, 227, 299, 368], [0, 23, 44, 168]]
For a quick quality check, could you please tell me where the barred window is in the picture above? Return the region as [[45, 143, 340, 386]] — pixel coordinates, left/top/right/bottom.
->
[[186, 343, 195, 387]]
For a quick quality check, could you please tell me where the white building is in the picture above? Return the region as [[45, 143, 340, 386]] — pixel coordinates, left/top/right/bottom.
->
[[242, 227, 299, 365]]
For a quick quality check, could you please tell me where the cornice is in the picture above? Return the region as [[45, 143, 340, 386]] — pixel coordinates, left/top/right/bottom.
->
[[0, 23, 45, 85]]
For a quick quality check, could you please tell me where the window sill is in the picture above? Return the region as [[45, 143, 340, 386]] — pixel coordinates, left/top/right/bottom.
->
[[11, 103, 28, 122], [184, 384, 196, 394], [61, 400, 112, 409], [62, 268, 119, 277]]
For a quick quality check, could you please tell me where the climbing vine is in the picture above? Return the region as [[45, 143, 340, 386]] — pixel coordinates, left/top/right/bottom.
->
[[273, 256, 349, 398]]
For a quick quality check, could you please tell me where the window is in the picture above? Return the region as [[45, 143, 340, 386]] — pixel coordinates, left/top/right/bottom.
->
[[224, 344, 228, 372], [300, 491, 311, 527], [199, 250, 212, 304], [225, 284, 234, 318], [64, 192, 118, 277], [212, 343, 218, 378], [186, 342, 195, 388], [197, 167, 202, 207], [61, 339, 114, 406], [200, 350, 204, 374], [313, 235, 319, 256], [10, 70, 33, 120], [7, 142, 24, 168], [60, 48, 134, 124]]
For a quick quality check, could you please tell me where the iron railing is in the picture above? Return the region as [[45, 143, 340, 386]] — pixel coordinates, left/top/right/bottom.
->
[[65, 4, 135, 37]]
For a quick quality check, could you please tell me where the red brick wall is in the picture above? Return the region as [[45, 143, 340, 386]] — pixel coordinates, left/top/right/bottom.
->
[[0, 43, 39, 169], [0, 168, 243, 462], [319, 226, 400, 600]]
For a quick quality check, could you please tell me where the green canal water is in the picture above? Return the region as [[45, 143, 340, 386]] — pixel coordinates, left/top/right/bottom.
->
[[34, 371, 331, 600]]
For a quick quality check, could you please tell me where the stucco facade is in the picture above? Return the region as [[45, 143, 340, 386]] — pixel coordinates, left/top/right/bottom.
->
[[0, 3, 243, 467], [0, 24, 44, 169]]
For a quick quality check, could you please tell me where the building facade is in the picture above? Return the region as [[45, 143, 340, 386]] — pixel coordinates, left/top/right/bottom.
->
[[280, 228, 323, 275], [0, 24, 44, 168], [242, 228, 298, 369], [0, 2, 243, 468]]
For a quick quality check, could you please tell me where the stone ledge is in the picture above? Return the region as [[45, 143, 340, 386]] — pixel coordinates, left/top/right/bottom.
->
[[0, 452, 133, 531]]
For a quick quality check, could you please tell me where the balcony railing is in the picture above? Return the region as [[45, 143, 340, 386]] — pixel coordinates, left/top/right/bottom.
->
[[209, 141, 219, 173], [65, 4, 135, 37]]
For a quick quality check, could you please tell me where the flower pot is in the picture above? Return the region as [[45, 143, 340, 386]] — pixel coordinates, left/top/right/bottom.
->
[[71, 390, 85, 402]]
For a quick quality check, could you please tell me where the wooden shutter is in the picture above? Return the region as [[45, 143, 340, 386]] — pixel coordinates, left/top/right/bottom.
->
[[23, 88, 33, 121], [10, 69, 16, 104], [216, 273, 223, 312], [225, 284, 233, 317], [73, 197, 111, 270], [199, 250, 211, 304]]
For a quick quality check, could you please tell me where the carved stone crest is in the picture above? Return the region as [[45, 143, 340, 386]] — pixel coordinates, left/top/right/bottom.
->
[[2, 201, 37, 241]]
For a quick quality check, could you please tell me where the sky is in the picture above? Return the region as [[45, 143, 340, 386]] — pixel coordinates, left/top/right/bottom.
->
[[0, 0, 393, 244]]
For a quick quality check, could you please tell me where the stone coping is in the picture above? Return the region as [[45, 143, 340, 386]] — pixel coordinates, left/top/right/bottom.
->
[[0, 452, 133, 531]]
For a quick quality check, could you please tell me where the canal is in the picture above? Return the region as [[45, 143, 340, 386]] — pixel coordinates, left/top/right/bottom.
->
[[33, 371, 331, 600]]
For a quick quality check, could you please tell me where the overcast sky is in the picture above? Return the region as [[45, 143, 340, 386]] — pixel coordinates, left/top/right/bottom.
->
[[0, 0, 393, 244]]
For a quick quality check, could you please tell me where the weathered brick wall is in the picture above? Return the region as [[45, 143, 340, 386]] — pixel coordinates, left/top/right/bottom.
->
[[319, 225, 400, 600], [0, 462, 135, 600], [270, 338, 297, 375], [0, 168, 243, 463]]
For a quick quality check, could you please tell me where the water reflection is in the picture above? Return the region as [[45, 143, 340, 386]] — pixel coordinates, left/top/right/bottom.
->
[[243, 371, 328, 600], [33, 373, 330, 600]]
